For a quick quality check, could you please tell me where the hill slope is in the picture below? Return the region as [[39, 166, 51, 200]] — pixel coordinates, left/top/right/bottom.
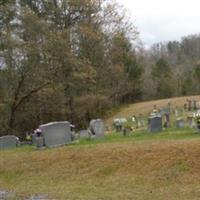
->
[[1, 129, 200, 200], [106, 95, 200, 125]]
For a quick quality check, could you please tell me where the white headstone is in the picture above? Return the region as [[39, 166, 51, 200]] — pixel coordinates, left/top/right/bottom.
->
[[89, 119, 105, 138]]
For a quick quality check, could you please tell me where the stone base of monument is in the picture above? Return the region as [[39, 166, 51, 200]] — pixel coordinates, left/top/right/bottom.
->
[[78, 130, 90, 139], [35, 137, 45, 149]]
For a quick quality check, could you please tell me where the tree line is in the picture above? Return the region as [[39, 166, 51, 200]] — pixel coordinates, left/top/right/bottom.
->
[[0, 0, 199, 136]]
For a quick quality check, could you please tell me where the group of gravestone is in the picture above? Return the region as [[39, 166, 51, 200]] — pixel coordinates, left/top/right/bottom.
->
[[113, 100, 200, 134], [0, 119, 105, 150]]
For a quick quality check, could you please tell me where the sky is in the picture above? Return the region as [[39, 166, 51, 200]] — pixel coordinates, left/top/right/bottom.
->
[[117, 0, 200, 48]]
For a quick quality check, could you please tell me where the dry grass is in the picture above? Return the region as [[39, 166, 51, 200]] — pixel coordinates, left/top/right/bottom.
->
[[1, 136, 200, 200], [106, 95, 200, 125]]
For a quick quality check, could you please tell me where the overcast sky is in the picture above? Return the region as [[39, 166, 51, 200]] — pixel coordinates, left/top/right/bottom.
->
[[117, 0, 200, 48]]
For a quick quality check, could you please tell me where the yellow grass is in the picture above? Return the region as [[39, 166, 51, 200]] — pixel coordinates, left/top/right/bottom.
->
[[106, 95, 200, 125], [1, 138, 200, 200]]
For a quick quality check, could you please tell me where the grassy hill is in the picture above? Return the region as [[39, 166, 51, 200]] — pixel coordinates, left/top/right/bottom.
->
[[1, 128, 200, 200], [1, 95, 200, 200], [106, 95, 200, 125]]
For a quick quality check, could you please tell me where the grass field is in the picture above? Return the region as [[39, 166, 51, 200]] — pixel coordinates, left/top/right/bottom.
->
[[1, 128, 200, 200], [1, 95, 200, 200]]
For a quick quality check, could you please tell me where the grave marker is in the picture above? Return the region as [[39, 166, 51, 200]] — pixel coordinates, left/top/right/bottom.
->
[[89, 119, 105, 138], [0, 135, 19, 150], [148, 116, 162, 133], [39, 121, 72, 148]]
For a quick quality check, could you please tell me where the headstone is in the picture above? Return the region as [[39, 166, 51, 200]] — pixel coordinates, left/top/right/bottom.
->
[[176, 118, 184, 128], [187, 116, 193, 128], [78, 130, 90, 139], [165, 113, 170, 128], [160, 108, 166, 116], [184, 103, 187, 110], [138, 114, 145, 128], [123, 126, 132, 136], [113, 119, 123, 132], [89, 119, 105, 138], [0, 190, 15, 199], [197, 102, 200, 110], [0, 135, 18, 150], [193, 100, 197, 110], [188, 100, 192, 111], [39, 121, 72, 148], [174, 107, 179, 117], [148, 116, 162, 133], [197, 119, 200, 132]]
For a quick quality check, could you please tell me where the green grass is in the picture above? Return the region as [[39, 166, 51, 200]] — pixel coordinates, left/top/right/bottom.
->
[[78, 128, 200, 146]]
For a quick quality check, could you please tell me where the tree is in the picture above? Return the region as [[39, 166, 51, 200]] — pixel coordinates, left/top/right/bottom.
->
[[152, 58, 173, 98]]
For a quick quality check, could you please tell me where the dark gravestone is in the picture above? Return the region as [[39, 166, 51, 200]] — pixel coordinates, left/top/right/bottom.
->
[[197, 121, 200, 132], [39, 121, 72, 148], [193, 100, 197, 110], [148, 116, 162, 133], [188, 100, 192, 111], [89, 119, 105, 138], [0, 135, 18, 150], [165, 113, 170, 128], [184, 103, 187, 110], [176, 118, 184, 128], [123, 126, 132, 136]]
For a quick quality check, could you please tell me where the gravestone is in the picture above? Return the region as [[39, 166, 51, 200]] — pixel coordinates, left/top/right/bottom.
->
[[187, 116, 193, 128], [188, 100, 192, 111], [113, 119, 123, 132], [0, 135, 18, 150], [148, 116, 162, 133], [78, 130, 90, 139], [174, 107, 179, 117], [197, 120, 200, 132], [123, 126, 132, 136], [164, 113, 170, 128], [193, 100, 197, 110], [89, 119, 105, 138], [184, 103, 187, 111], [39, 121, 72, 148], [160, 108, 166, 116], [197, 102, 200, 110], [176, 118, 184, 128]]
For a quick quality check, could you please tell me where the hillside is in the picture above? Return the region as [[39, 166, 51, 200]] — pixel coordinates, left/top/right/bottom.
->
[[106, 95, 200, 125], [1, 129, 200, 200]]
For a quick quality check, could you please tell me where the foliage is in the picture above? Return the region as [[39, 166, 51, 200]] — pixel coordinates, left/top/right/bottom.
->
[[0, 0, 141, 136]]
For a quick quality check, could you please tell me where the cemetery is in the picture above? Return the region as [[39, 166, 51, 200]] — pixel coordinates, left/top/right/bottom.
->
[[1, 96, 200, 200], [2, 0, 200, 199], [1, 97, 200, 151]]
